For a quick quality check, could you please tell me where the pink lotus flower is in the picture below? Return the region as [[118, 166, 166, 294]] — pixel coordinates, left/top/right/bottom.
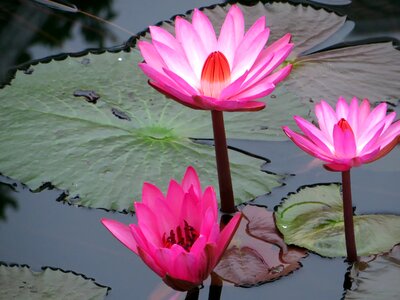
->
[[138, 5, 293, 112], [282, 97, 400, 171], [101, 166, 241, 291]]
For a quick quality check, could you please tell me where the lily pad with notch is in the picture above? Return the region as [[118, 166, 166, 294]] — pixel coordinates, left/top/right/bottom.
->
[[275, 184, 400, 257]]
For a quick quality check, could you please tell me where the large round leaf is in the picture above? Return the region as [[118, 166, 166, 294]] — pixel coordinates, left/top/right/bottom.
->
[[275, 184, 400, 257], [0, 51, 284, 211], [0, 264, 109, 299]]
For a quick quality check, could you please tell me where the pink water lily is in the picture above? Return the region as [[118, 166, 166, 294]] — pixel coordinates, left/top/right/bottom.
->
[[283, 97, 400, 171], [138, 5, 293, 112], [101, 166, 241, 291]]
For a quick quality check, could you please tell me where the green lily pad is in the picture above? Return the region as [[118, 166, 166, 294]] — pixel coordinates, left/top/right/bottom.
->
[[0, 51, 285, 211], [344, 245, 400, 299], [275, 184, 400, 257], [0, 264, 109, 299]]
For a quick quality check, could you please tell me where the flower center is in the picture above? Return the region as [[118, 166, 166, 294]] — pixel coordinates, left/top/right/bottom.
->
[[200, 51, 231, 98], [162, 220, 199, 251], [337, 118, 353, 132]]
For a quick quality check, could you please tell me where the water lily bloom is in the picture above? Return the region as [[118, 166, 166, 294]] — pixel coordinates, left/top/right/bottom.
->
[[101, 166, 241, 291], [138, 5, 293, 112], [282, 97, 400, 171]]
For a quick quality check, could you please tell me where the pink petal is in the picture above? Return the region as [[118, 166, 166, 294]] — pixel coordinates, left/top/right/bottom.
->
[[227, 5, 245, 47], [200, 186, 218, 222], [263, 33, 292, 56], [229, 76, 275, 101], [152, 40, 198, 89], [323, 163, 351, 172], [219, 70, 249, 100], [377, 120, 400, 148], [214, 213, 242, 264], [162, 67, 199, 95], [358, 122, 385, 155], [193, 95, 265, 111], [175, 16, 208, 80], [165, 179, 185, 220], [232, 21, 269, 80], [137, 246, 166, 278], [357, 99, 371, 129], [333, 123, 357, 158], [361, 102, 387, 134], [315, 100, 338, 141], [346, 97, 360, 137], [181, 166, 201, 195], [293, 115, 333, 154], [261, 64, 293, 86], [192, 9, 217, 53], [149, 26, 182, 53], [243, 44, 293, 89], [138, 41, 166, 73], [217, 13, 236, 67], [335, 96, 349, 119], [141, 182, 165, 209], [135, 201, 175, 236], [101, 219, 138, 254], [282, 126, 335, 162], [139, 63, 183, 94], [148, 80, 200, 110]]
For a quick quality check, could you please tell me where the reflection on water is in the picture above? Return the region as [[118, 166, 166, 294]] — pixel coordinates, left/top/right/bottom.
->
[[0, 182, 18, 221], [0, 0, 117, 83]]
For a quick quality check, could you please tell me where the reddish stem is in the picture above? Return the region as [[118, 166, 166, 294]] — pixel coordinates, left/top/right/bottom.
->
[[211, 111, 236, 213], [341, 170, 358, 263]]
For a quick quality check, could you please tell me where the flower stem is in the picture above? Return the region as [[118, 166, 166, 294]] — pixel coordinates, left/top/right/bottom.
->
[[208, 272, 223, 300], [211, 111, 236, 213], [185, 287, 199, 300], [341, 170, 358, 263]]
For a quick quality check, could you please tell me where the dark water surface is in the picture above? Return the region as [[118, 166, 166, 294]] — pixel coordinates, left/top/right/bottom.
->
[[0, 0, 399, 299]]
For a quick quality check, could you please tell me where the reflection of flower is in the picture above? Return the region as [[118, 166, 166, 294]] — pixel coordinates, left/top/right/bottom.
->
[[101, 166, 241, 291], [138, 5, 293, 112], [283, 97, 400, 171]]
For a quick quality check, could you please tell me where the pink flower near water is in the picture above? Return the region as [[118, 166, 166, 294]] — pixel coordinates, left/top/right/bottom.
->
[[101, 166, 241, 291], [282, 97, 400, 171], [138, 5, 293, 112]]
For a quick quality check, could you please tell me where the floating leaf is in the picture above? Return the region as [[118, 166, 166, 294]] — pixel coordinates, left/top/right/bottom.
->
[[0, 51, 284, 211], [275, 184, 400, 257], [344, 245, 400, 299], [0, 264, 109, 299], [214, 205, 307, 287], [288, 42, 400, 106]]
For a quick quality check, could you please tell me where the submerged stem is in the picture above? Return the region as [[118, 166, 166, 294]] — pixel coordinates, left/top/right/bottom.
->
[[341, 170, 358, 263], [211, 111, 236, 213], [185, 287, 200, 300]]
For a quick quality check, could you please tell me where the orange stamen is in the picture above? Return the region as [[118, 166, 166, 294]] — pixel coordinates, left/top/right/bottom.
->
[[201, 51, 231, 98]]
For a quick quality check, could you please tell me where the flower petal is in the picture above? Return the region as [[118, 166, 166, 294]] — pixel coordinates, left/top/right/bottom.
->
[[333, 123, 357, 158], [293, 115, 333, 154], [181, 166, 201, 195], [192, 8, 217, 53], [193, 95, 265, 111], [101, 219, 138, 254], [175, 16, 208, 80]]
